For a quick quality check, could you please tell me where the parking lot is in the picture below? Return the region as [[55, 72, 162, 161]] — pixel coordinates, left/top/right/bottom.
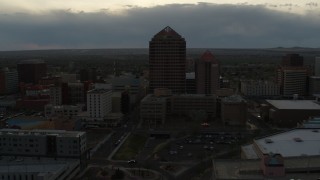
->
[[156, 132, 244, 162]]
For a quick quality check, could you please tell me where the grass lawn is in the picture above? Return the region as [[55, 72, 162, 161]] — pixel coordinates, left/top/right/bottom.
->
[[113, 133, 148, 160]]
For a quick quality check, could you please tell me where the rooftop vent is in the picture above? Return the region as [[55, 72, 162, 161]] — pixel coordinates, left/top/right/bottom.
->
[[312, 129, 319, 133], [265, 139, 273, 143], [293, 137, 303, 142]]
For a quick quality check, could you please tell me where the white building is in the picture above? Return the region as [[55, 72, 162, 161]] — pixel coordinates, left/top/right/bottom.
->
[[241, 80, 280, 96], [0, 129, 86, 158], [79, 89, 123, 128], [241, 128, 320, 159], [87, 89, 112, 121]]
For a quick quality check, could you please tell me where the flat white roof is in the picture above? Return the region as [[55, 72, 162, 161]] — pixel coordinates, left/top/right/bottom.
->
[[0, 129, 85, 137], [254, 129, 320, 157], [266, 100, 320, 110]]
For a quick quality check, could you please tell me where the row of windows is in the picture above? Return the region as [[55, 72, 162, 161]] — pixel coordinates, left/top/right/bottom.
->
[[1, 174, 35, 180]]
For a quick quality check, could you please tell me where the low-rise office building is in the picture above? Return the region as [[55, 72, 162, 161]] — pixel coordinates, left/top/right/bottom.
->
[[0, 129, 86, 158], [241, 80, 280, 96], [141, 88, 217, 126], [140, 94, 168, 127], [170, 94, 216, 117], [44, 104, 84, 119], [265, 99, 320, 127], [221, 95, 247, 126], [0, 157, 81, 180]]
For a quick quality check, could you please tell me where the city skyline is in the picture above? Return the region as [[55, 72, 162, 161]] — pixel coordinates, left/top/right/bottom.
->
[[0, 1, 319, 50]]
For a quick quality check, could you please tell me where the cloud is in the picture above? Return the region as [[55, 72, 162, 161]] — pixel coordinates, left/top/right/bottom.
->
[[0, 3, 319, 50]]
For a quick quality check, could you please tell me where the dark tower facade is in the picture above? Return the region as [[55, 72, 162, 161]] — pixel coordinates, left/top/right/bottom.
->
[[149, 26, 186, 94], [17, 59, 47, 84], [195, 50, 220, 94], [281, 54, 304, 67]]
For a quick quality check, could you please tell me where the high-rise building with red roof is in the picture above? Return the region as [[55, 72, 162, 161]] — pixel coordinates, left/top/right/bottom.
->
[[195, 50, 220, 94], [149, 26, 186, 94]]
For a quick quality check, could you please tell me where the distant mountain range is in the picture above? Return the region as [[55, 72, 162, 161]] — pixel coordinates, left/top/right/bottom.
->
[[0, 47, 319, 57]]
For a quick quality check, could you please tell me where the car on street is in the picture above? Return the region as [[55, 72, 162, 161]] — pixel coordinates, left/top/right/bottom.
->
[[127, 159, 137, 164], [169, 150, 178, 155]]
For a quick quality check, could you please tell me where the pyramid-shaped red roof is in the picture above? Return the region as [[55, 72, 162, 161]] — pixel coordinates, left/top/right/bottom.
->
[[153, 26, 182, 39], [201, 50, 219, 63]]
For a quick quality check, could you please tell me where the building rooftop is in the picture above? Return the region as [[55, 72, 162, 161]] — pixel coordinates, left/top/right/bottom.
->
[[223, 95, 245, 103], [200, 50, 219, 64], [0, 129, 85, 137], [172, 94, 216, 98], [88, 89, 111, 94], [141, 94, 167, 103], [153, 26, 183, 39], [253, 128, 320, 158], [111, 75, 141, 86], [266, 100, 320, 110]]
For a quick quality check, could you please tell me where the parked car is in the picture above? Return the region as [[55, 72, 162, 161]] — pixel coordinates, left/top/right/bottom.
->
[[127, 159, 137, 164]]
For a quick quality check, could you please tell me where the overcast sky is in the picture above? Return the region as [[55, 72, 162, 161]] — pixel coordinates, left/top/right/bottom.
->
[[0, 1, 319, 50]]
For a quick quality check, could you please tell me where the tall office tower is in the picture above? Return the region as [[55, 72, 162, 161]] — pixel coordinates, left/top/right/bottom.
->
[[281, 54, 304, 67], [277, 67, 308, 96], [17, 59, 47, 84], [79, 68, 97, 83], [0, 67, 19, 94], [315, 57, 320, 76], [149, 26, 186, 94], [195, 50, 220, 94]]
